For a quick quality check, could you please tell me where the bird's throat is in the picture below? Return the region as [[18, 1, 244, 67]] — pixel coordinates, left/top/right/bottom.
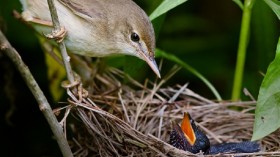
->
[[181, 113, 196, 146]]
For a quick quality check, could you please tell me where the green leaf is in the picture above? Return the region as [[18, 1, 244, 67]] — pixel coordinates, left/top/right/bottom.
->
[[263, 0, 280, 20], [149, 0, 188, 21], [156, 49, 222, 101], [252, 37, 280, 141], [232, 0, 244, 10]]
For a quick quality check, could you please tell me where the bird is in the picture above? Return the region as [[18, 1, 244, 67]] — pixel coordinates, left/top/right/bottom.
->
[[19, 0, 161, 78], [170, 112, 261, 155], [170, 112, 210, 154]]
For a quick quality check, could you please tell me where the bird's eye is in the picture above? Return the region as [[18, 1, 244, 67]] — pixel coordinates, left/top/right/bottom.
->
[[131, 32, 140, 42]]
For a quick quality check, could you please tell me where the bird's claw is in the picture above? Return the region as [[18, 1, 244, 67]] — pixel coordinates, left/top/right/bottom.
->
[[45, 26, 67, 43], [61, 73, 88, 102]]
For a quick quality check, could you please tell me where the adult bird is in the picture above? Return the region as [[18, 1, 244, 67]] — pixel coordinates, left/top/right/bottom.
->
[[19, 0, 161, 78]]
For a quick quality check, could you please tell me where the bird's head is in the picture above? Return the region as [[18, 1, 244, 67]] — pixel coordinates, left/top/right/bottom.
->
[[170, 112, 210, 154], [108, 0, 160, 78]]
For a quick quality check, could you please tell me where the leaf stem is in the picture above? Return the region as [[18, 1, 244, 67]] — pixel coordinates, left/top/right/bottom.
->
[[231, 0, 255, 101]]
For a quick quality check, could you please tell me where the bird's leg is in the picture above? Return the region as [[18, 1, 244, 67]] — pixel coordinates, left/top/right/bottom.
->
[[14, 10, 64, 63], [15, 10, 67, 43], [77, 83, 88, 102], [14, 10, 53, 27], [24, 16, 53, 27]]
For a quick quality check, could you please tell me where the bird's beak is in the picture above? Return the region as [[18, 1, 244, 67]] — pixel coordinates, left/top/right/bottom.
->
[[181, 112, 196, 146], [139, 52, 161, 78]]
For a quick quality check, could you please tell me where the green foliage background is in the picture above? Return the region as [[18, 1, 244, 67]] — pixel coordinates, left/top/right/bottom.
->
[[0, 0, 279, 156]]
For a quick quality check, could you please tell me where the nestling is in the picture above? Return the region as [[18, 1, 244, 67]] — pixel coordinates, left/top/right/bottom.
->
[[19, 0, 161, 78], [170, 112, 261, 155]]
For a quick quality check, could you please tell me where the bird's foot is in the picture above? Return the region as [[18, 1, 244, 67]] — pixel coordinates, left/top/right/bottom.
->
[[53, 74, 87, 128], [45, 26, 67, 43], [61, 73, 88, 103]]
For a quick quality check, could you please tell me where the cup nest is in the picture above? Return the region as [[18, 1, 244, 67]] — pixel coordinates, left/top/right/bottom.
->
[[62, 59, 280, 157]]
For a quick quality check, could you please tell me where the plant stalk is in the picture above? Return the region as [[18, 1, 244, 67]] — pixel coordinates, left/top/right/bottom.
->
[[231, 0, 255, 101], [46, 0, 75, 85]]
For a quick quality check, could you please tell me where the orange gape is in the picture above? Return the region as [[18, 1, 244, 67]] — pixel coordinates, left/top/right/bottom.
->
[[181, 112, 196, 145]]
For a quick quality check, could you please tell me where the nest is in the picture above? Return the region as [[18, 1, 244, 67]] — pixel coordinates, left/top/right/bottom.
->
[[63, 60, 280, 157]]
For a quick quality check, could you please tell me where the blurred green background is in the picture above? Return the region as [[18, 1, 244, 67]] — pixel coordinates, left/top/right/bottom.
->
[[0, 0, 279, 156]]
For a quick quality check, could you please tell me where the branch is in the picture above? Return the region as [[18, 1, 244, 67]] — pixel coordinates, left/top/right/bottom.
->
[[0, 30, 73, 157], [46, 0, 75, 85]]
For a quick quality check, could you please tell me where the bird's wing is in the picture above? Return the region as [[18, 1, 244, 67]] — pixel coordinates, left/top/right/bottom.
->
[[58, 0, 107, 22]]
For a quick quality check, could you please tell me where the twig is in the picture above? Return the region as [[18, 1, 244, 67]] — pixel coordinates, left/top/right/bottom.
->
[[0, 30, 73, 157], [46, 0, 75, 85]]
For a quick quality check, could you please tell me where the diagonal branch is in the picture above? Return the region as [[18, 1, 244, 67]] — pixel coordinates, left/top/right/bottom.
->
[[0, 30, 73, 157]]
